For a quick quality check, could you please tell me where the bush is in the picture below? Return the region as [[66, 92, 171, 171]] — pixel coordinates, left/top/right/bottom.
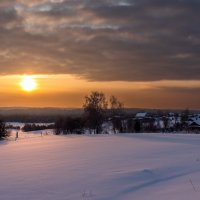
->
[[22, 123, 54, 132], [0, 120, 10, 140], [55, 117, 85, 135], [134, 120, 141, 133]]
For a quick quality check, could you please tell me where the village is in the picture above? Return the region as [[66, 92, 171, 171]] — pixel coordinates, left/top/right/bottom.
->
[[104, 111, 200, 134], [1, 110, 199, 138]]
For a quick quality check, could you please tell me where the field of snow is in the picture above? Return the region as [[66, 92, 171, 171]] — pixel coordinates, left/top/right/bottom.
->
[[1, 133, 200, 200]]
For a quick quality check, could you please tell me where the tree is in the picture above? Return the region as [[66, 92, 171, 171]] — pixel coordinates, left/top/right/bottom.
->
[[127, 118, 134, 133], [163, 116, 169, 132], [109, 95, 124, 133], [110, 95, 124, 115], [174, 113, 181, 132], [0, 120, 9, 140], [63, 117, 84, 134], [54, 117, 85, 135], [134, 119, 141, 133], [111, 117, 123, 133], [83, 91, 108, 134], [181, 109, 189, 129], [54, 117, 64, 135]]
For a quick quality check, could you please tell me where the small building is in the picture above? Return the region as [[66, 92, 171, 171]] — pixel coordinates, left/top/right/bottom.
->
[[135, 112, 148, 119], [188, 116, 200, 132]]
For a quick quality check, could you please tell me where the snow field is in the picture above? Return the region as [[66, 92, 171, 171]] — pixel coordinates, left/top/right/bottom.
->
[[1, 133, 200, 200]]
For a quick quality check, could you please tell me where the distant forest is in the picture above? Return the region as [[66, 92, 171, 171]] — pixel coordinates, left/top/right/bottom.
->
[[0, 108, 83, 123], [0, 107, 199, 123]]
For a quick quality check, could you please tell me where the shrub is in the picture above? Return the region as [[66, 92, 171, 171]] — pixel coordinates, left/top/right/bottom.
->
[[0, 120, 10, 140]]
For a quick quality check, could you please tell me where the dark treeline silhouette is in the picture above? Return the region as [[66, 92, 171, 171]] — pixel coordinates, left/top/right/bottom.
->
[[22, 124, 54, 132], [6, 124, 20, 130], [0, 114, 68, 123], [0, 108, 83, 123], [55, 91, 126, 135], [54, 92, 200, 135], [55, 117, 85, 135], [0, 93, 199, 139]]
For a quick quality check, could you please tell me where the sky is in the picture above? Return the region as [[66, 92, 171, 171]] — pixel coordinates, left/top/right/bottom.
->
[[0, 0, 199, 109]]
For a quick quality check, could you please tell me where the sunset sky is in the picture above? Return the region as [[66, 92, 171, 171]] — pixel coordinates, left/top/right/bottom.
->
[[0, 0, 199, 109]]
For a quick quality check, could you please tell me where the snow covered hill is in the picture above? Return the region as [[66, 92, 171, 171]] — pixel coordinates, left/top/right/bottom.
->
[[1, 133, 200, 200]]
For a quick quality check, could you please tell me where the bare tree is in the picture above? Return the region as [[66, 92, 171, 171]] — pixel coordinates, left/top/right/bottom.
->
[[83, 91, 108, 134], [110, 95, 124, 116], [181, 109, 189, 129], [109, 95, 124, 133], [163, 117, 169, 132]]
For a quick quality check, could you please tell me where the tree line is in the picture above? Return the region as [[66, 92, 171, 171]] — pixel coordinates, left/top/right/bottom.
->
[[54, 92, 196, 135], [0, 91, 197, 140], [55, 91, 128, 135]]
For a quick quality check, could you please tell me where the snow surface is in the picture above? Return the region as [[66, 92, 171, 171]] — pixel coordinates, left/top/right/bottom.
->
[[1, 133, 200, 200]]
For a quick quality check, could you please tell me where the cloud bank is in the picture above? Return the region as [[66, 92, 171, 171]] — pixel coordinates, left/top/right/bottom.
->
[[0, 0, 200, 81]]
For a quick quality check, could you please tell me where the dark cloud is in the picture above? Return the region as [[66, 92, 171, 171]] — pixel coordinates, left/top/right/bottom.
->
[[0, 0, 200, 81]]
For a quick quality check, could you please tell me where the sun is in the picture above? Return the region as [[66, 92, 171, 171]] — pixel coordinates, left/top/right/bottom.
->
[[20, 76, 37, 92]]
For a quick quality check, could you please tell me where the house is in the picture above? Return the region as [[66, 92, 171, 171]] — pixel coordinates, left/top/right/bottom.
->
[[188, 115, 200, 132], [135, 112, 148, 119], [154, 118, 165, 130], [134, 112, 156, 132]]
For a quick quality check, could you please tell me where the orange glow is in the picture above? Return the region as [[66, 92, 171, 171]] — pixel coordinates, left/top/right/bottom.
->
[[0, 75, 199, 109], [20, 76, 37, 92]]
